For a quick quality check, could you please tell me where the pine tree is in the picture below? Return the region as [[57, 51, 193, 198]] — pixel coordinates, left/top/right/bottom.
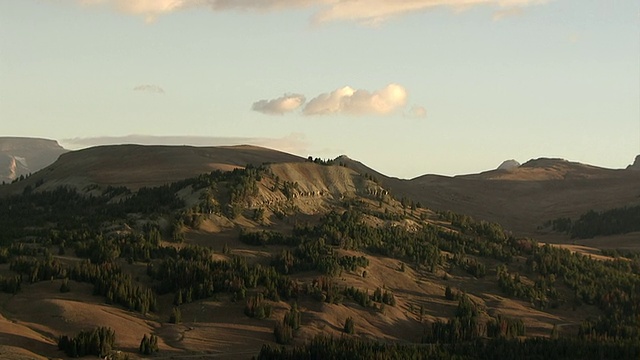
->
[[170, 307, 181, 324], [344, 317, 355, 334]]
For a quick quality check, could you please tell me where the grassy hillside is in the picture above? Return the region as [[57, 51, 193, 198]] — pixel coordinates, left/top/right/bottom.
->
[[0, 152, 638, 359]]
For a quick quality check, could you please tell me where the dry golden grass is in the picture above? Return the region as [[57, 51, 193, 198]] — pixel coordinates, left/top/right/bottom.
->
[[0, 280, 172, 358], [1, 149, 637, 358]]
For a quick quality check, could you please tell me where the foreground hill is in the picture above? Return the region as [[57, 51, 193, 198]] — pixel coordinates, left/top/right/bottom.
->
[[0, 137, 67, 184], [0, 146, 638, 359]]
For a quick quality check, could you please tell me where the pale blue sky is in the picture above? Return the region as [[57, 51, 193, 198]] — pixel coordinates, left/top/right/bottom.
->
[[1, 0, 638, 178]]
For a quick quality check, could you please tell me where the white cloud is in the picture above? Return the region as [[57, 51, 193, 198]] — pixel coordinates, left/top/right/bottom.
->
[[67, 0, 552, 24], [252, 93, 306, 115], [303, 84, 408, 116], [133, 84, 165, 94]]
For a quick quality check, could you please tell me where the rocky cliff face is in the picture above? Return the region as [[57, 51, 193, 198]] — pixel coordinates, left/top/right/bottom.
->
[[497, 159, 521, 171], [0, 137, 67, 183]]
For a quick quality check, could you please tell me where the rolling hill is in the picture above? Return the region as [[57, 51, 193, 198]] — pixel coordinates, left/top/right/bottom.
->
[[0, 144, 639, 359]]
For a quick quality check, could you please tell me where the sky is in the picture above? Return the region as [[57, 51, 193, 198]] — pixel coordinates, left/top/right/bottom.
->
[[1, 0, 638, 179]]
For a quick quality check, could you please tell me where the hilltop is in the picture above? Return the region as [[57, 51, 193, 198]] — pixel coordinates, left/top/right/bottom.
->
[[1, 144, 304, 193]]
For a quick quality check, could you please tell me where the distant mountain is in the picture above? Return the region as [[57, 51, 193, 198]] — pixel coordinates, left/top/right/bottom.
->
[[2, 144, 305, 192], [398, 158, 640, 237], [0, 137, 67, 184], [627, 155, 640, 170], [3, 143, 640, 241], [496, 159, 520, 171]]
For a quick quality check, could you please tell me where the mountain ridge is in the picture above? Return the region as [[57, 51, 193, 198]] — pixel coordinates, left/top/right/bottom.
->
[[2, 142, 640, 240]]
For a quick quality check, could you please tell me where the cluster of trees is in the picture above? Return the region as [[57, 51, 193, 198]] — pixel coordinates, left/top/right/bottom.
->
[[67, 260, 157, 314], [139, 334, 159, 355], [424, 295, 486, 343], [547, 205, 640, 239], [306, 156, 335, 166], [486, 315, 526, 339], [274, 303, 301, 344], [244, 294, 273, 319], [525, 244, 640, 338], [344, 317, 355, 334], [58, 327, 115, 358], [496, 264, 555, 309]]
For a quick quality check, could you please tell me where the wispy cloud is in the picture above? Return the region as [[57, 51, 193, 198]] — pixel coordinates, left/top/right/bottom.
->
[[492, 6, 524, 21], [252, 93, 306, 115], [60, 133, 310, 155], [67, 0, 552, 24], [303, 84, 408, 116], [405, 105, 427, 119], [133, 84, 165, 94]]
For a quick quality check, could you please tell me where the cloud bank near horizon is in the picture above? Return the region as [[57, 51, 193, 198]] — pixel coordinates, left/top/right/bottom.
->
[[253, 84, 420, 117], [69, 0, 551, 24]]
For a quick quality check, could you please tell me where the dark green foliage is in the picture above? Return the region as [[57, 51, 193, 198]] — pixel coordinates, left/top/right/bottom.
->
[[306, 156, 335, 166], [170, 307, 181, 324], [487, 315, 525, 338], [372, 287, 396, 306], [565, 206, 640, 239], [546, 217, 573, 234], [274, 303, 301, 345], [344, 317, 355, 334], [10, 255, 65, 283], [139, 334, 159, 355], [445, 285, 456, 301], [496, 265, 552, 308], [274, 320, 294, 345], [257, 336, 640, 360], [58, 327, 115, 358], [342, 286, 371, 307], [424, 295, 485, 343], [59, 278, 71, 293], [0, 275, 21, 294], [525, 244, 640, 337], [239, 230, 301, 247], [245, 294, 272, 319]]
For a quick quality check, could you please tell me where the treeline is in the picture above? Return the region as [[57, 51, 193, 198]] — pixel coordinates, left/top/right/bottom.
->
[[524, 243, 640, 339], [58, 327, 115, 358], [256, 336, 640, 360], [547, 205, 640, 239], [422, 294, 512, 343]]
